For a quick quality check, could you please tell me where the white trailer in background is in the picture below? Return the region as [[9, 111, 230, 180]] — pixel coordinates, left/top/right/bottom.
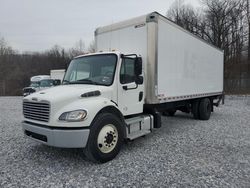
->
[[22, 12, 224, 163], [50, 69, 65, 82]]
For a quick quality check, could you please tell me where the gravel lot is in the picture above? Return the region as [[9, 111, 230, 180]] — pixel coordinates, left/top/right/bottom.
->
[[0, 96, 250, 187]]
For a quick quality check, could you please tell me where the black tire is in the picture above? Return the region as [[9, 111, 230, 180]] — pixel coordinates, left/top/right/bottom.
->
[[162, 111, 168, 116], [84, 113, 124, 163], [199, 98, 212, 120], [192, 100, 200, 119], [168, 110, 176, 116]]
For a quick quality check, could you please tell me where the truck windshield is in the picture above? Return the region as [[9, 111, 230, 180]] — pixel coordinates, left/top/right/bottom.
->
[[30, 81, 40, 88], [63, 54, 117, 86], [40, 79, 54, 87]]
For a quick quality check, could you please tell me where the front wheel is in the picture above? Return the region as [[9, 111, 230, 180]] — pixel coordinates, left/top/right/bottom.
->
[[84, 113, 124, 163]]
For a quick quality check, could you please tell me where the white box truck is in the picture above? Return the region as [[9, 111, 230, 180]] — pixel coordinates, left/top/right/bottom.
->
[[23, 75, 51, 97], [22, 12, 224, 163], [23, 71, 63, 97]]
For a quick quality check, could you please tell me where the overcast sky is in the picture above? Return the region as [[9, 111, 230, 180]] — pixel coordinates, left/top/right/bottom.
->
[[0, 0, 199, 52]]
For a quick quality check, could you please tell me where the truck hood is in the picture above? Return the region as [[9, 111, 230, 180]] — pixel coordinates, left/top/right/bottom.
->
[[23, 86, 36, 90], [24, 84, 114, 103]]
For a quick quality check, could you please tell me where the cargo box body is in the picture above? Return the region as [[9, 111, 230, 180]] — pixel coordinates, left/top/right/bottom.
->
[[95, 12, 224, 104]]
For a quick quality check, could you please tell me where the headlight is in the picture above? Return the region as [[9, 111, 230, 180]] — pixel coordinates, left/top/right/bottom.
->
[[59, 110, 87, 122]]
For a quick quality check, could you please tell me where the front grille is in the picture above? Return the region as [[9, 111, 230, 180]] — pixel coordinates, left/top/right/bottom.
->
[[23, 88, 35, 93], [23, 101, 50, 122]]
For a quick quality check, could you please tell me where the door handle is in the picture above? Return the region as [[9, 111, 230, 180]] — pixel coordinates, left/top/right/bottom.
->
[[122, 86, 128, 90], [122, 84, 138, 90], [139, 92, 143, 101]]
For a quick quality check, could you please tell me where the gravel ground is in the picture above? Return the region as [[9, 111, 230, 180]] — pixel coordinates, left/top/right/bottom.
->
[[0, 96, 250, 187]]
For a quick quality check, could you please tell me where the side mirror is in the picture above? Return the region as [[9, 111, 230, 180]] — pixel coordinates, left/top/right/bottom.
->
[[135, 57, 142, 76]]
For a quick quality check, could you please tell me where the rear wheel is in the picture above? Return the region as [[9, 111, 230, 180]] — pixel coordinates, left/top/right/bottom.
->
[[199, 98, 212, 120], [167, 110, 176, 116], [192, 100, 200, 119], [84, 113, 124, 163]]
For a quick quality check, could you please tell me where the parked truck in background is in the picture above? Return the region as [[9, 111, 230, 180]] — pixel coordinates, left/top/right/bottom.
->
[[23, 75, 51, 97], [23, 70, 65, 96], [22, 12, 224, 163]]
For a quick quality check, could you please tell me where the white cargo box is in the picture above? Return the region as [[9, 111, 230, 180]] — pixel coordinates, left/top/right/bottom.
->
[[50, 69, 65, 81], [95, 12, 224, 104]]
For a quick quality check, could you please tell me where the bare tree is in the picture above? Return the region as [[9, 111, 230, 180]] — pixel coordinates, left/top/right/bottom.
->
[[245, 0, 250, 61], [68, 39, 86, 58], [87, 40, 95, 53], [167, 0, 184, 26], [0, 37, 15, 56], [167, 1, 205, 39], [75, 39, 85, 52]]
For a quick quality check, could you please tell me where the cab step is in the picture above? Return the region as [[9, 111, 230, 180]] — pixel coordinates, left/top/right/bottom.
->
[[125, 114, 153, 140]]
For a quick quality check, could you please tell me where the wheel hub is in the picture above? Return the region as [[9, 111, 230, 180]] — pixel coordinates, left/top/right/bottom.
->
[[97, 124, 118, 153], [105, 132, 114, 144]]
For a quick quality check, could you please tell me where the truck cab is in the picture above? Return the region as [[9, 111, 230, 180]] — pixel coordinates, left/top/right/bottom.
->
[[62, 52, 144, 115], [22, 52, 151, 163]]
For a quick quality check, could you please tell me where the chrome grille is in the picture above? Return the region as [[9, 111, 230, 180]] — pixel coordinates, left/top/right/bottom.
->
[[23, 101, 50, 122], [23, 88, 35, 93]]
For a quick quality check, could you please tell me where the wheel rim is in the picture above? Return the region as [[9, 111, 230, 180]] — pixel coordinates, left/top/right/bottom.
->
[[97, 124, 118, 153]]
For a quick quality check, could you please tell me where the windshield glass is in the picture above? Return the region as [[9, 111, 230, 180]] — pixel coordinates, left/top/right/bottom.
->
[[40, 79, 54, 87], [63, 54, 117, 86], [30, 81, 40, 88]]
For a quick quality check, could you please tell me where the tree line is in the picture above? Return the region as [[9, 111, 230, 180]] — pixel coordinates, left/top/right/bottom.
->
[[0, 0, 250, 96], [0, 38, 94, 95], [167, 0, 250, 93]]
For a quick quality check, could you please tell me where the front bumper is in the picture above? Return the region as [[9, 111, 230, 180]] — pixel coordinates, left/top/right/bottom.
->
[[22, 121, 90, 148]]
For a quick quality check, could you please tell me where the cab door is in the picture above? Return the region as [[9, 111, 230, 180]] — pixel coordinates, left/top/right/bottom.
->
[[117, 56, 144, 116]]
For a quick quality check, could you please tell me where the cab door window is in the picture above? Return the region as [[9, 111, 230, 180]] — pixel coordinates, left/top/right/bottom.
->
[[120, 58, 136, 84]]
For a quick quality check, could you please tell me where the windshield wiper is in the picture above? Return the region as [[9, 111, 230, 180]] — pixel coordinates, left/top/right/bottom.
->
[[68, 79, 99, 85]]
